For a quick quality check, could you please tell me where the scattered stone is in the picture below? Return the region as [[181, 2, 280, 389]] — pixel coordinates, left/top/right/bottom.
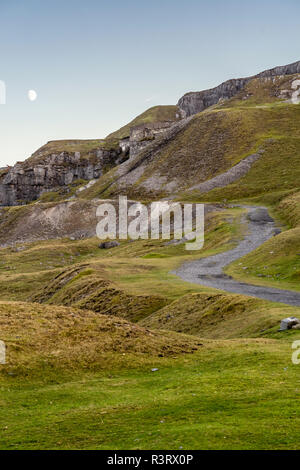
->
[[151, 368, 159, 372], [98, 241, 120, 249], [292, 324, 300, 330], [272, 228, 281, 236], [279, 317, 300, 331]]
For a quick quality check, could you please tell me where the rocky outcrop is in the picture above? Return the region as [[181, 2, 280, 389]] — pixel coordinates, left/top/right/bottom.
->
[[106, 116, 194, 196], [178, 78, 250, 117], [0, 148, 122, 206], [178, 60, 300, 116], [0, 120, 181, 206], [119, 121, 177, 160]]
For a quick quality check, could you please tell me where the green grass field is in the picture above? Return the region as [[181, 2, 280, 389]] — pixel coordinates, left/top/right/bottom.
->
[[1, 337, 299, 450]]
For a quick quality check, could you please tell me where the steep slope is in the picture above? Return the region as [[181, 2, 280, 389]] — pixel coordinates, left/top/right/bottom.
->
[[81, 73, 300, 199], [106, 105, 181, 140], [178, 59, 300, 116]]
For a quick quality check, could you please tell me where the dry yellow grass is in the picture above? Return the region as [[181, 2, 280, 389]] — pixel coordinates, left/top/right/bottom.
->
[[0, 301, 203, 376]]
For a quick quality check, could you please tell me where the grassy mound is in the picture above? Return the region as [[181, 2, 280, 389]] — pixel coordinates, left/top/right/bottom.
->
[[31, 266, 168, 322], [140, 292, 300, 339], [0, 301, 202, 376], [278, 190, 300, 227], [106, 105, 180, 140]]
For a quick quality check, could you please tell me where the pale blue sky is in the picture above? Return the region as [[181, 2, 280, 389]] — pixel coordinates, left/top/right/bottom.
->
[[0, 0, 300, 166]]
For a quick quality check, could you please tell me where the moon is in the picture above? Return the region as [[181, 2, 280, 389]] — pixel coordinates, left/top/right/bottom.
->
[[28, 89, 37, 101]]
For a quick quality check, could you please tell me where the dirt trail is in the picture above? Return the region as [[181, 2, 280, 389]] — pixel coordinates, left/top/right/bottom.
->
[[175, 206, 300, 306]]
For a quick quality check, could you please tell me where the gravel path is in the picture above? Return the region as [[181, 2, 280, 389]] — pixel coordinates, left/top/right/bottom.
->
[[174, 206, 300, 306]]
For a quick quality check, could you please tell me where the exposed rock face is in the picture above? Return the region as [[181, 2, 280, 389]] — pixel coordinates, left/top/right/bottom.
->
[[178, 60, 300, 116], [0, 148, 121, 206], [0, 120, 180, 206], [121, 121, 177, 160], [108, 116, 194, 196], [178, 78, 250, 117]]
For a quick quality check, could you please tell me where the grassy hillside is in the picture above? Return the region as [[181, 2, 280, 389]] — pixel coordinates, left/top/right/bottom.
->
[[175, 103, 300, 199], [80, 99, 300, 200], [106, 105, 180, 140], [0, 204, 299, 340], [31, 266, 168, 323]]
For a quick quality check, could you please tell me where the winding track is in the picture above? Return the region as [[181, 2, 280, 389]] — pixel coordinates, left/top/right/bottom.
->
[[175, 206, 300, 307]]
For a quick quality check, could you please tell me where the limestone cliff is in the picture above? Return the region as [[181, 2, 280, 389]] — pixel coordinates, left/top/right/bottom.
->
[[0, 145, 122, 206], [178, 60, 300, 116], [2, 59, 300, 206]]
